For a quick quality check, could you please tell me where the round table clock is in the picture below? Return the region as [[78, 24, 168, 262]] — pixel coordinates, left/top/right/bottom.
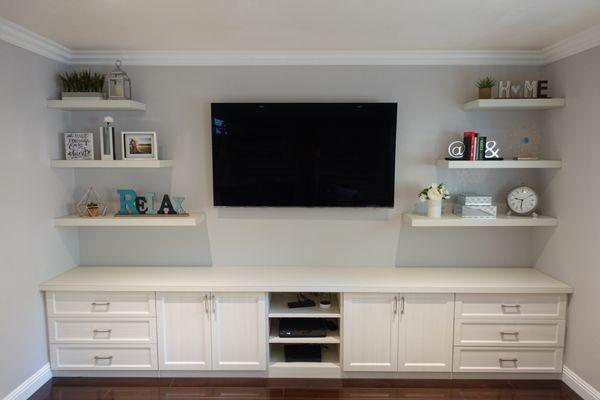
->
[[507, 185, 539, 216]]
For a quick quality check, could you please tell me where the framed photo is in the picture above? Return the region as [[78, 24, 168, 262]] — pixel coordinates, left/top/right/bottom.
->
[[64, 132, 94, 160], [121, 132, 158, 160]]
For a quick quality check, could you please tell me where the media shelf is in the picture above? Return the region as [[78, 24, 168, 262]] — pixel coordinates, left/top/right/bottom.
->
[[269, 293, 340, 318], [269, 343, 341, 378], [269, 319, 340, 344]]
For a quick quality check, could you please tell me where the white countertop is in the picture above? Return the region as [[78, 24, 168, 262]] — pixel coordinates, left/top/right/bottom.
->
[[39, 266, 573, 294]]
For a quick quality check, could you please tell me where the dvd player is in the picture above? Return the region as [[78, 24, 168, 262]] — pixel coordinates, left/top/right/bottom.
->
[[279, 318, 327, 338]]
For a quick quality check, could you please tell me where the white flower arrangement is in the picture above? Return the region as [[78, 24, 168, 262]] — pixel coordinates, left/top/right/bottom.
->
[[419, 183, 450, 202]]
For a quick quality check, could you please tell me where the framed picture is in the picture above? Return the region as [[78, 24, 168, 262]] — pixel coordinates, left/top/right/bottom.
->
[[64, 132, 94, 160], [121, 132, 158, 160]]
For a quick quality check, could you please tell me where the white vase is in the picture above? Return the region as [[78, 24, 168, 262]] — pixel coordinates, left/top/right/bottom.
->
[[427, 199, 442, 218]]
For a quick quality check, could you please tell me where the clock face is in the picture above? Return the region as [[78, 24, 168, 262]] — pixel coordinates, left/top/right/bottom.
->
[[507, 186, 539, 215]]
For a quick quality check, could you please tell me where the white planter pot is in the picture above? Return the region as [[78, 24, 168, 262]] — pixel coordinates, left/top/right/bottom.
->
[[427, 199, 442, 218]]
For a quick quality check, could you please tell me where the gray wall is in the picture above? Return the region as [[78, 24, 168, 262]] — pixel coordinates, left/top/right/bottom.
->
[[70, 64, 545, 267], [534, 46, 600, 390], [0, 41, 78, 397]]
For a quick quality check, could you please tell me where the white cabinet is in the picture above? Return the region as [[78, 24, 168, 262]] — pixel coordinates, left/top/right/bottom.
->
[[211, 292, 267, 371], [398, 294, 454, 372], [156, 292, 212, 370], [343, 293, 454, 373], [343, 293, 399, 372]]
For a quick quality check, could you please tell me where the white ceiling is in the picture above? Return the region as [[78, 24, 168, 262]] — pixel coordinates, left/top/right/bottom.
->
[[1, 0, 600, 52]]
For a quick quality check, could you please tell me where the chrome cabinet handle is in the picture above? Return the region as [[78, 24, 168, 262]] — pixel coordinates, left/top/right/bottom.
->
[[212, 295, 216, 314], [204, 295, 209, 314], [400, 296, 405, 314], [393, 296, 398, 314], [94, 355, 113, 360], [501, 304, 520, 310], [91, 302, 110, 306], [93, 329, 112, 333], [499, 358, 518, 364], [500, 331, 520, 336]]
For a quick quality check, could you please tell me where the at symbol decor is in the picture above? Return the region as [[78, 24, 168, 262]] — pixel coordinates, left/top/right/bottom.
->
[[447, 141, 465, 159], [76, 187, 107, 217]]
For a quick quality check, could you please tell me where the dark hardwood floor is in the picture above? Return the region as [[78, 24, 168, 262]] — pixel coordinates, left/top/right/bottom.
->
[[28, 378, 583, 400]]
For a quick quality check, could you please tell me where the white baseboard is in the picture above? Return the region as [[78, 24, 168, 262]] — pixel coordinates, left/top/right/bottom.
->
[[2, 363, 52, 400], [563, 366, 600, 400]]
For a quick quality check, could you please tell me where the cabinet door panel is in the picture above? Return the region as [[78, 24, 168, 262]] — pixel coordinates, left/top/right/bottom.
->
[[157, 292, 211, 370], [398, 293, 454, 372], [211, 292, 267, 370], [343, 293, 398, 372]]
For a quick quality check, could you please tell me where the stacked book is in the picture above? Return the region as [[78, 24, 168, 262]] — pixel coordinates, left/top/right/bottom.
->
[[453, 194, 497, 219]]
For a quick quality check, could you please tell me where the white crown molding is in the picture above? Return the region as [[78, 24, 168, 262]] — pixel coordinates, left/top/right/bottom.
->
[[2, 363, 52, 400], [0, 16, 70, 63], [563, 366, 600, 400], [1, 14, 600, 66], [68, 49, 545, 66], [543, 24, 600, 64]]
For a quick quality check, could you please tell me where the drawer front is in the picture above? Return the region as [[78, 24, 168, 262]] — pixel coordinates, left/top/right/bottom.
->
[[48, 318, 156, 344], [455, 319, 565, 347], [46, 292, 155, 317], [50, 344, 157, 370], [455, 294, 566, 319], [453, 347, 563, 373]]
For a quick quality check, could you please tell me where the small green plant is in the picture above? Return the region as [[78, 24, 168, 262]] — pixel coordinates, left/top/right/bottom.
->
[[59, 70, 105, 93], [475, 77, 496, 89]]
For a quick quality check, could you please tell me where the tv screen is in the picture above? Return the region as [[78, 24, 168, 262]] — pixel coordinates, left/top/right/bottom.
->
[[211, 103, 397, 207]]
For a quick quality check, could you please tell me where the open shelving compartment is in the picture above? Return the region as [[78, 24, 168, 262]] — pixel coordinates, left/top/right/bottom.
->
[[268, 292, 342, 378]]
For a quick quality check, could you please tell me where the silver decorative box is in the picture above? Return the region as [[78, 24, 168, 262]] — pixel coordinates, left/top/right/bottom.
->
[[453, 204, 497, 219], [456, 193, 493, 206]]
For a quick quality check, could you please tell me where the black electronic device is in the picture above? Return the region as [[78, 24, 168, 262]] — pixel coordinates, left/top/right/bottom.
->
[[279, 318, 327, 338], [211, 103, 397, 207], [287, 293, 316, 309], [284, 344, 322, 362]]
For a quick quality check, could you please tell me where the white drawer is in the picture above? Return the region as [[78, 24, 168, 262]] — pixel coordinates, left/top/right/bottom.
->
[[454, 319, 565, 347], [48, 318, 156, 344], [453, 347, 563, 373], [46, 292, 155, 317], [455, 294, 566, 319], [49, 344, 157, 370]]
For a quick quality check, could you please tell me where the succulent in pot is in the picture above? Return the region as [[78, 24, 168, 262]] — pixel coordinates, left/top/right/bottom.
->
[[475, 77, 496, 99], [86, 202, 100, 217]]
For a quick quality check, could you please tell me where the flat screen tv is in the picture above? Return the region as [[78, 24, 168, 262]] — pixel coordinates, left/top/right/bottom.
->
[[211, 103, 397, 207]]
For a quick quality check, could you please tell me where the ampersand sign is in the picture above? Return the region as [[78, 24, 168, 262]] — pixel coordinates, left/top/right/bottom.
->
[[485, 140, 500, 159]]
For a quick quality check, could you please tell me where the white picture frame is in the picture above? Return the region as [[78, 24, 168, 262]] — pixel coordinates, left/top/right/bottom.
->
[[64, 132, 94, 160], [121, 131, 158, 160]]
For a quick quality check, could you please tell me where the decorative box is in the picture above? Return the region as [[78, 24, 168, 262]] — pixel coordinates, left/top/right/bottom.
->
[[456, 193, 493, 206], [453, 204, 497, 219]]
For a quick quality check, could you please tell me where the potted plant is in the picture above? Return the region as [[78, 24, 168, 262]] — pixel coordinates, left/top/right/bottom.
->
[[59, 70, 106, 100], [86, 201, 100, 217], [475, 77, 496, 99], [419, 183, 450, 218]]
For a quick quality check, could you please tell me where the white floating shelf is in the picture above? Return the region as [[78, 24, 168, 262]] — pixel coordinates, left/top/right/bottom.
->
[[269, 320, 340, 344], [269, 293, 340, 318], [463, 98, 565, 111], [47, 99, 146, 111], [403, 213, 558, 227], [437, 160, 562, 169], [51, 160, 173, 169], [54, 213, 204, 227]]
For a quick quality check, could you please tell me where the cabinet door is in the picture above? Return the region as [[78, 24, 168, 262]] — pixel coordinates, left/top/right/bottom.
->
[[343, 293, 398, 372], [211, 292, 267, 370], [156, 292, 212, 370], [398, 293, 454, 372]]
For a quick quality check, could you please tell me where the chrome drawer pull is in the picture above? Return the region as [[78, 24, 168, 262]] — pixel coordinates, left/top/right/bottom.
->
[[499, 358, 518, 364], [501, 304, 521, 308], [91, 302, 111, 306], [500, 331, 520, 336], [94, 355, 113, 360], [93, 329, 112, 333]]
